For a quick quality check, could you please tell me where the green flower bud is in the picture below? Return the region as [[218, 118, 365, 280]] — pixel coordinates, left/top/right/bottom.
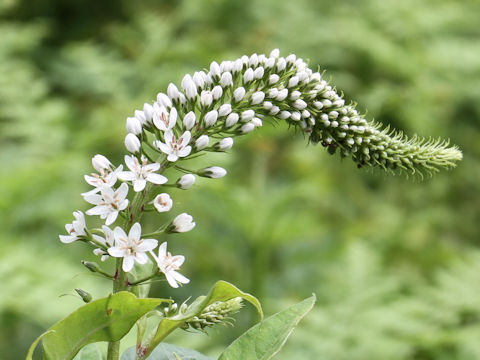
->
[[75, 288, 92, 303]]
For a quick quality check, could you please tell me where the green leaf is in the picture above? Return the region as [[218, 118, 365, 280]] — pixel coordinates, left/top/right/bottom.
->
[[121, 343, 215, 360], [73, 343, 103, 360], [145, 281, 262, 358], [218, 295, 316, 360], [26, 291, 166, 360]]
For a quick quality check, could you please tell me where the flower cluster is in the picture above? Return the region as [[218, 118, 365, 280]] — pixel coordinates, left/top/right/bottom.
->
[[59, 49, 462, 290]]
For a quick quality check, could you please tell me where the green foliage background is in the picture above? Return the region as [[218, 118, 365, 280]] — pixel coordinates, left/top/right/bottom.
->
[[1, 0, 479, 358]]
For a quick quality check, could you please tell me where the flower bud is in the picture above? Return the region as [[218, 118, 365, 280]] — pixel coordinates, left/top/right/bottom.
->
[[134, 110, 147, 125], [288, 76, 299, 88], [75, 288, 92, 303], [243, 68, 254, 83], [220, 72, 233, 87], [277, 57, 286, 72], [193, 71, 206, 88], [195, 135, 210, 150], [200, 91, 213, 108], [153, 193, 173, 212], [199, 166, 227, 179], [167, 83, 180, 101], [218, 104, 232, 117], [254, 67, 264, 79], [278, 111, 291, 120], [157, 92, 172, 108], [126, 117, 142, 135], [265, 57, 275, 68], [168, 213, 196, 233], [92, 154, 111, 172], [270, 48, 280, 58], [269, 106, 280, 115], [181, 74, 197, 100], [183, 111, 196, 130], [276, 89, 288, 101], [251, 91, 265, 105], [286, 54, 296, 64], [241, 110, 255, 122], [294, 99, 307, 110], [263, 101, 273, 110], [249, 53, 259, 67], [143, 103, 154, 123], [220, 61, 233, 73], [215, 137, 234, 151], [233, 87, 246, 102], [240, 122, 255, 133], [204, 110, 218, 127], [291, 112, 301, 121], [210, 61, 221, 78], [268, 88, 279, 98], [125, 133, 141, 153], [269, 74, 280, 85], [176, 174, 196, 189], [225, 113, 239, 127], [251, 117, 263, 127], [212, 85, 223, 100], [81, 260, 102, 273], [290, 91, 301, 100]]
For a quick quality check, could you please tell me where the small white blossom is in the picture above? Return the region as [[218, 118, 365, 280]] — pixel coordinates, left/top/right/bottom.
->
[[251, 91, 265, 105], [233, 58, 243, 73], [134, 109, 147, 126], [200, 166, 227, 179], [225, 113, 239, 127], [193, 71, 206, 89], [83, 157, 122, 196], [108, 223, 158, 272], [291, 112, 301, 121], [167, 83, 181, 101], [84, 183, 129, 225], [92, 225, 114, 261], [243, 68, 254, 83], [270, 48, 280, 58], [263, 101, 273, 110], [209, 61, 221, 78], [125, 133, 141, 153], [216, 137, 234, 151], [152, 242, 189, 288], [118, 155, 167, 192], [252, 117, 263, 127], [92, 155, 112, 173], [254, 66, 264, 79], [153, 105, 177, 131], [268, 88, 279, 98], [286, 54, 296, 64], [294, 99, 308, 110], [269, 106, 280, 115], [240, 122, 255, 133], [220, 72, 233, 87], [279, 111, 291, 120], [126, 116, 142, 135], [154, 130, 192, 162], [143, 103, 154, 124], [204, 110, 218, 127], [220, 60, 233, 72], [288, 76, 299, 88], [249, 53, 259, 67], [218, 104, 232, 117], [153, 193, 173, 212], [233, 87, 246, 102], [59, 211, 86, 243], [277, 57, 286, 72], [176, 174, 195, 189], [200, 91, 213, 108], [276, 89, 288, 101], [290, 91, 301, 100], [195, 135, 210, 150], [183, 111, 196, 130], [314, 101, 324, 109], [170, 213, 196, 233]]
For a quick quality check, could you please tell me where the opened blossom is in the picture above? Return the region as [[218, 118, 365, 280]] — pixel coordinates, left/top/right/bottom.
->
[[153, 193, 173, 212], [83, 155, 123, 195], [152, 242, 189, 288], [59, 211, 87, 243], [107, 223, 158, 272], [118, 155, 168, 192], [154, 130, 192, 162], [84, 183, 129, 225]]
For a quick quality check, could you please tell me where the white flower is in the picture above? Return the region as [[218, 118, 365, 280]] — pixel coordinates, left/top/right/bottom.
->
[[126, 116, 142, 135], [233, 58, 243, 72], [265, 57, 275, 68], [200, 166, 227, 179], [240, 122, 255, 133], [233, 87, 246, 102], [193, 71, 206, 88], [249, 53, 259, 67], [108, 223, 158, 272], [84, 183, 129, 225], [225, 113, 239, 127], [269, 106, 280, 115], [92, 155, 111, 172], [125, 133, 141, 153], [220, 72, 233, 87], [154, 130, 192, 162], [251, 91, 265, 105], [270, 48, 280, 58], [167, 83, 181, 101], [279, 111, 291, 119], [252, 117, 263, 127], [200, 90, 213, 108], [195, 135, 210, 150], [277, 57, 286, 72], [153, 105, 177, 131], [218, 104, 232, 117], [153, 193, 173, 212], [92, 225, 114, 261], [183, 111, 196, 130], [181, 74, 197, 100], [209, 61, 221, 78], [288, 76, 299, 88], [59, 211, 86, 243], [118, 155, 167, 192], [269, 74, 280, 85], [176, 174, 196, 189], [254, 67, 264, 79], [170, 213, 195, 233], [268, 88, 279, 98], [152, 242, 189, 288], [276, 89, 288, 101], [290, 91, 301, 100], [216, 137, 234, 151], [263, 101, 273, 110], [143, 103, 154, 124], [293, 99, 307, 110], [204, 110, 218, 127]]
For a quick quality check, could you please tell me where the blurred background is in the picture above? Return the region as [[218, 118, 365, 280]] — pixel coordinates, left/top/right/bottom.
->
[[1, 0, 479, 358]]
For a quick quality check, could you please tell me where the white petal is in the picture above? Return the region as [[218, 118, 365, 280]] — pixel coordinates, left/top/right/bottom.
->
[[113, 227, 128, 243], [118, 199, 129, 211], [147, 173, 168, 185], [158, 242, 168, 258], [135, 252, 148, 264], [145, 163, 161, 172], [59, 235, 76, 243], [86, 205, 110, 216], [122, 256, 135, 272], [83, 194, 103, 205], [165, 273, 179, 288], [117, 171, 136, 181], [155, 141, 171, 155], [137, 238, 158, 252], [116, 183, 129, 199], [108, 246, 126, 257], [124, 155, 136, 171], [177, 146, 191, 158], [129, 222, 142, 242], [172, 271, 190, 284], [167, 154, 179, 162], [133, 179, 147, 192], [105, 211, 118, 225], [180, 131, 191, 145]]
